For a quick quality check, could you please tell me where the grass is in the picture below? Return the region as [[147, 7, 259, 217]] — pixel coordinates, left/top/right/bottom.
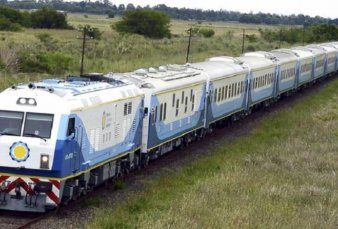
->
[[87, 77, 338, 228]]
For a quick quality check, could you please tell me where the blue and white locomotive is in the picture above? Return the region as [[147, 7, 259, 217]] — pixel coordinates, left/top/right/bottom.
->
[[0, 41, 338, 212], [0, 77, 144, 211]]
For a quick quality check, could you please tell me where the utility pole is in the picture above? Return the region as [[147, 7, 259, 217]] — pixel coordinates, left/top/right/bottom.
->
[[186, 27, 193, 63], [302, 25, 305, 46], [241, 29, 245, 54], [279, 28, 282, 48], [79, 25, 93, 76], [80, 26, 87, 76]]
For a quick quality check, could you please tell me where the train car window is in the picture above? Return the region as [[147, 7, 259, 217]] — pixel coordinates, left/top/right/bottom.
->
[[123, 103, 128, 116], [128, 102, 132, 114], [234, 83, 237, 96], [164, 103, 167, 120], [232, 83, 236, 97], [237, 82, 240, 95], [221, 86, 224, 101], [184, 97, 188, 113], [23, 113, 54, 139], [67, 117, 75, 137], [214, 88, 217, 103], [172, 93, 175, 107], [191, 95, 195, 111], [154, 106, 158, 123], [181, 91, 184, 104], [160, 104, 163, 121], [218, 88, 221, 102], [0, 110, 23, 136], [190, 89, 193, 102], [257, 77, 260, 88], [176, 99, 179, 117], [225, 85, 228, 99]]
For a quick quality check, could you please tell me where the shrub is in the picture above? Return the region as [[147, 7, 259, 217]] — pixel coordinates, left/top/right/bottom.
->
[[0, 15, 21, 31], [0, 6, 24, 25], [0, 48, 19, 72], [198, 28, 215, 38], [18, 51, 73, 74], [30, 8, 69, 29], [35, 33, 58, 51], [113, 9, 171, 39]]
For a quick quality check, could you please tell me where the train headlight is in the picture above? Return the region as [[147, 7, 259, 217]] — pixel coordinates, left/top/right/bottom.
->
[[19, 98, 26, 104], [28, 99, 35, 105], [40, 155, 49, 169], [16, 97, 37, 106], [0, 181, 7, 191]]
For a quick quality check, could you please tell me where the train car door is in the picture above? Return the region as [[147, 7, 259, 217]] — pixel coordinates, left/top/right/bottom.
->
[[74, 124, 83, 172]]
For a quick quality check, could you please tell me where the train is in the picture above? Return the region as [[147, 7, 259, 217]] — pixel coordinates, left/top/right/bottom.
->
[[0, 41, 338, 212]]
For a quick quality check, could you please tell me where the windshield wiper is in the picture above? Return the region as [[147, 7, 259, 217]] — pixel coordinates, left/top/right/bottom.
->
[[24, 133, 47, 142], [0, 131, 17, 136]]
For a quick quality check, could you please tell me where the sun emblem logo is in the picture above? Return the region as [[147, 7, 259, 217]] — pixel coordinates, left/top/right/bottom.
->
[[9, 141, 30, 162]]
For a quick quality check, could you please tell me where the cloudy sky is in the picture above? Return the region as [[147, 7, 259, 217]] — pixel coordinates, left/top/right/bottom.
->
[[112, 0, 337, 19]]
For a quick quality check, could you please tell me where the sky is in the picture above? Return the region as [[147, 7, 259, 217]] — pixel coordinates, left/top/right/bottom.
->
[[111, 0, 337, 19]]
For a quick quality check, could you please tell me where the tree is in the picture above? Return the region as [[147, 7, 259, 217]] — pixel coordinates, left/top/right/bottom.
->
[[113, 9, 171, 39], [0, 5, 24, 25], [30, 8, 69, 29]]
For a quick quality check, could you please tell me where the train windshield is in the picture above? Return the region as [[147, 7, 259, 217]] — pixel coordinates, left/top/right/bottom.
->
[[0, 110, 24, 136], [23, 113, 54, 139]]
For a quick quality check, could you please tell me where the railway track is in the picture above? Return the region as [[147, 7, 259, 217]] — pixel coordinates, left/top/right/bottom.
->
[[0, 210, 54, 229]]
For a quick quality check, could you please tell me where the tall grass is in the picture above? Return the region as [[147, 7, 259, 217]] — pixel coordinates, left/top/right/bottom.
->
[[87, 78, 338, 228]]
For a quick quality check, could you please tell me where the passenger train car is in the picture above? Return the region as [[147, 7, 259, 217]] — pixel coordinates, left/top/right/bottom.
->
[[110, 65, 208, 158], [0, 42, 338, 212]]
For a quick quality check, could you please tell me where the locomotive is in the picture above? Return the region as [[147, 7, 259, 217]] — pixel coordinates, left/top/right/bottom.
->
[[0, 42, 337, 212]]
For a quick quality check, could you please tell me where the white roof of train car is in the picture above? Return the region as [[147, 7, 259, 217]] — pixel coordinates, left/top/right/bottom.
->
[[108, 64, 207, 93], [190, 60, 248, 80]]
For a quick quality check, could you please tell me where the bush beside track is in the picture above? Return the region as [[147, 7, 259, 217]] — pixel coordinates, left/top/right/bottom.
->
[[88, 77, 338, 228]]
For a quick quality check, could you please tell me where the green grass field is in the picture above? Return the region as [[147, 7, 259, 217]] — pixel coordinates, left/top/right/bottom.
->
[[86, 78, 338, 228]]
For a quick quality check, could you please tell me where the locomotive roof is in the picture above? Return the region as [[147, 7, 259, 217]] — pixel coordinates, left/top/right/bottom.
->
[[0, 76, 143, 113], [9, 76, 134, 98]]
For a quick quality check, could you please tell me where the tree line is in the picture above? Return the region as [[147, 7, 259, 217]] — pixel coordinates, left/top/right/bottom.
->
[[0, 6, 70, 31], [2, 1, 337, 26]]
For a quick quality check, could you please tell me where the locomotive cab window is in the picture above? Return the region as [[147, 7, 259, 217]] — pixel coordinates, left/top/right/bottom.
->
[[0, 110, 23, 136], [67, 117, 75, 137], [23, 113, 54, 139]]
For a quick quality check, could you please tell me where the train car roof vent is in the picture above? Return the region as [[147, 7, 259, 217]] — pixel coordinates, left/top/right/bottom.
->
[[167, 64, 187, 71], [158, 66, 167, 72], [141, 83, 155, 88], [148, 67, 158, 73], [42, 79, 63, 84], [135, 68, 148, 76]]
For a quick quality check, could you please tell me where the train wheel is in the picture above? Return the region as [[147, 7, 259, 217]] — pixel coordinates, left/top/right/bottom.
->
[[141, 154, 149, 168]]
